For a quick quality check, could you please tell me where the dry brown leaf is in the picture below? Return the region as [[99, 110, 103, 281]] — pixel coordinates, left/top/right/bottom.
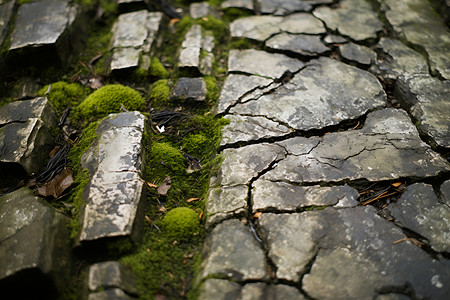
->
[[159, 206, 167, 213], [199, 211, 203, 220], [49, 146, 60, 158], [186, 197, 200, 203], [145, 215, 152, 225], [169, 18, 180, 26], [37, 168, 73, 198], [157, 176, 172, 196], [146, 182, 158, 188], [253, 212, 262, 218], [391, 182, 402, 187]]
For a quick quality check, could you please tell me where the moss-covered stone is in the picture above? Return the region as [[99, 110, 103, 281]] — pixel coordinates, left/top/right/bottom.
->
[[204, 76, 219, 102], [161, 207, 200, 239], [147, 142, 186, 179], [148, 79, 170, 108], [38, 81, 88, 115], [78, 84, 145, 119], [150, 56, 169, 78]]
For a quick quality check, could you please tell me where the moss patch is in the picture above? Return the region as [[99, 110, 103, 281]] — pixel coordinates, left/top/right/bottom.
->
[[38, 81, 88, 115], [150, 56, 169, 78], [162, 207, 200, 240], [149, 79, 171, 108]]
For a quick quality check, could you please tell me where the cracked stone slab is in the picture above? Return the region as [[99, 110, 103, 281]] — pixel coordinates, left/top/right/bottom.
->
[[190, 2, 217, 19], [230, 13, 326, 42], [258, 0, 333, 15], [198, 279, 241, 300], [370, 37, 428, 81], [0, 1, 14, 48], [230, 57, 386, 131], [220, 114, 292, 146], [395, 74, 450, 149], [388, 183, 450, 253], [171, 77, 207, 101], [228, 49, 304, 79], [198, 219, 268, 282], [79, 112, 147, 242], [212, 143, 286, 187], [339, 42, 376, 66], [266, 33, 330, 56], [252, 180, 359, 211], [221, 0, 254, 10], [313, 0, 383, 41], [179, 24, 202, 68], [262, 108, 450, 183], [205, 185, 248, 227], [323, 34, 347, 44], [380, 0, 450, 79], [87, 261, 138, 297], [217, 74, 272, 114]]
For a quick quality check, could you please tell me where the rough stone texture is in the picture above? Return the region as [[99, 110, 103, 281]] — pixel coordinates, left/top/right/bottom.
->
[[0, 97, 56, 175], [171, 77, 207, 101], [339, 42, 376, 65], [221, 0, 254, 10], [230, 13, 326, 41], [252, 181, 359, 211], [190, 2, 215, 19], [221, 114, 292, 146], [205, 185, 248, 226], [0, 0, 14, 48], [88, 288, 135, 300], [0, 188, 70, 297], [262, 109, 450, 183], [389, 183, 450, 253], [228, 49, 304, 79], [381, 0, 450, 79], [395, 74, 450, 148], [179, 24, 202, 69], [258, 0, 333, 15], [80, 112, 147, 242], [230, 57, 386, 131], [371, 37, 428, 81], [217, 74, 273, 114], [109, 10, 162, 71], [88, 261, 139, 296], [323, 34, 347, 44], [313, 0, 383, 41], [266, 33, 330, 56], [198, 279, 241, 300], [441, 179, 450, 206], [198, 219, 268, 281]]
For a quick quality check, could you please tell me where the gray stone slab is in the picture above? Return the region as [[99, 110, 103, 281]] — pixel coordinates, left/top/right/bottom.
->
[[171, 77, 207, 101], [339, 42, 376, 65], [252, 180, 359, 211], [313, 0, 383, 41], [179, 24, 203, 69], [0, 188, 70, 295], [217, 74, 273, 114], [88, 261, 138, 296], [190, 2, 215, 19], [206, 185, 248, 227], [323, 34, 347, 44], [371, 37, 428, 81], [258, 0, 333, 15], [262, 108, 450, 183], [0, 97, 56, 175], [395, 74, 450, 148], [198, 219, 268, 281], [389, 183, 450, 252], [221, 0, 254, 10], [0, 1, 14, 48], [230, 57, 386, 131], [230, 13, 326, 41], [9, 0, 76, 50], [266, 33, 330, 56], [221, 114, 292, 146], [381, 0, 450, 79], [80, 112, 147, 242], [181, 24, 202, 48], [88, 288, 135, 300], [198, 279, 241, 300], [228, 49, 304, 79], [240, 283, 306, 299], [110, 47, 141, 71], [441, 180, 450, 206]]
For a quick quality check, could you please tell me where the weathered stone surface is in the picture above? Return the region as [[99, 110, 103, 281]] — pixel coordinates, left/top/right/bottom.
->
[[230, 57, 385, 131], [205, 185, 248, 226], [9, 0, 76, 51], [88, 261, 139, 296], [190, 2, 216, 19], [198, 279, 241, 300], [0, 97, 56, 175], [171, 77, 207, 101], [228, 49, 304, 79], [371, 37, 428, 81], [217, 74, 272, 114], [258, 0, 333, 15], [221, 0, 254, 10], [323, 34, 347, 44], [213, 143, 286, 187], [80, 112, 147, 242], [395, 74, 450, 148], [313, 0, 383, 41], [221, 114, 292, 146], [198, 219, 268, 281], [109, 10, 162, 71], [0, 188, 70, 297], [252, 180, 359, 211], [262, 109, 450, 183], [339, 42, 376, 65], [230, 13, 326, 41], [0, 0, 14, 48], [441, 179, 450, 206], [381, 0, 450, 79], [88, 288, 135, 300], [179, 24, 202, 69], [389, 183, 450, 252], [266, 33, 330, 56]]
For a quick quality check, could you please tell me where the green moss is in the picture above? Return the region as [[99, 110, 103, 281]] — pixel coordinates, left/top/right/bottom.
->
[[161, 207, 200, 240], [78, 84, 145, 119], [204, 76, 219, 102], [148, 79, 171, 108], [150, 57, 169, 78], [229, 37, 256, 49], [68, 169, 90, 239], [146, 142, 186, 180], [222, 7, 253, 23], [38, 81, 88, 115]]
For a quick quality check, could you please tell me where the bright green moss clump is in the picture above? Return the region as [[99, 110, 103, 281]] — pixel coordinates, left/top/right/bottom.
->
[[150, 57, 169, 78], [78, 84, 145, 119], [162, 207, 200, 240], [38, 81, 88, 115], [148, 79, 170, 107], [147, 142, 185, 179]]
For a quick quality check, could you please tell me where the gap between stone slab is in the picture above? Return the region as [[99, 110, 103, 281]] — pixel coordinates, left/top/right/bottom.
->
[[377, 280, 425, 299]]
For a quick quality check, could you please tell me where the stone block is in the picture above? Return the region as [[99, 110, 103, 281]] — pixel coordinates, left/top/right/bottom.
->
[[171, 77, 207, 101], [0, 1, 14, 48], [0, 188, 71, 298]]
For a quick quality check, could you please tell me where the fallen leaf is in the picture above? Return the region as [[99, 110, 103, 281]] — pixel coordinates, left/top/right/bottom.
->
[[159, 206, 167, 213], [37, 168, 73, 198], [145, 215, 152, 225], [253, 212, 262, 218], [198, 211, 203, 220], [169, 18, 180, 26], [146, 182, 158, 188], [186, 197, 200, 203], [391, 182, 402, 187], [157, 176, 172, 196], [49, 146, 61, 158]]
